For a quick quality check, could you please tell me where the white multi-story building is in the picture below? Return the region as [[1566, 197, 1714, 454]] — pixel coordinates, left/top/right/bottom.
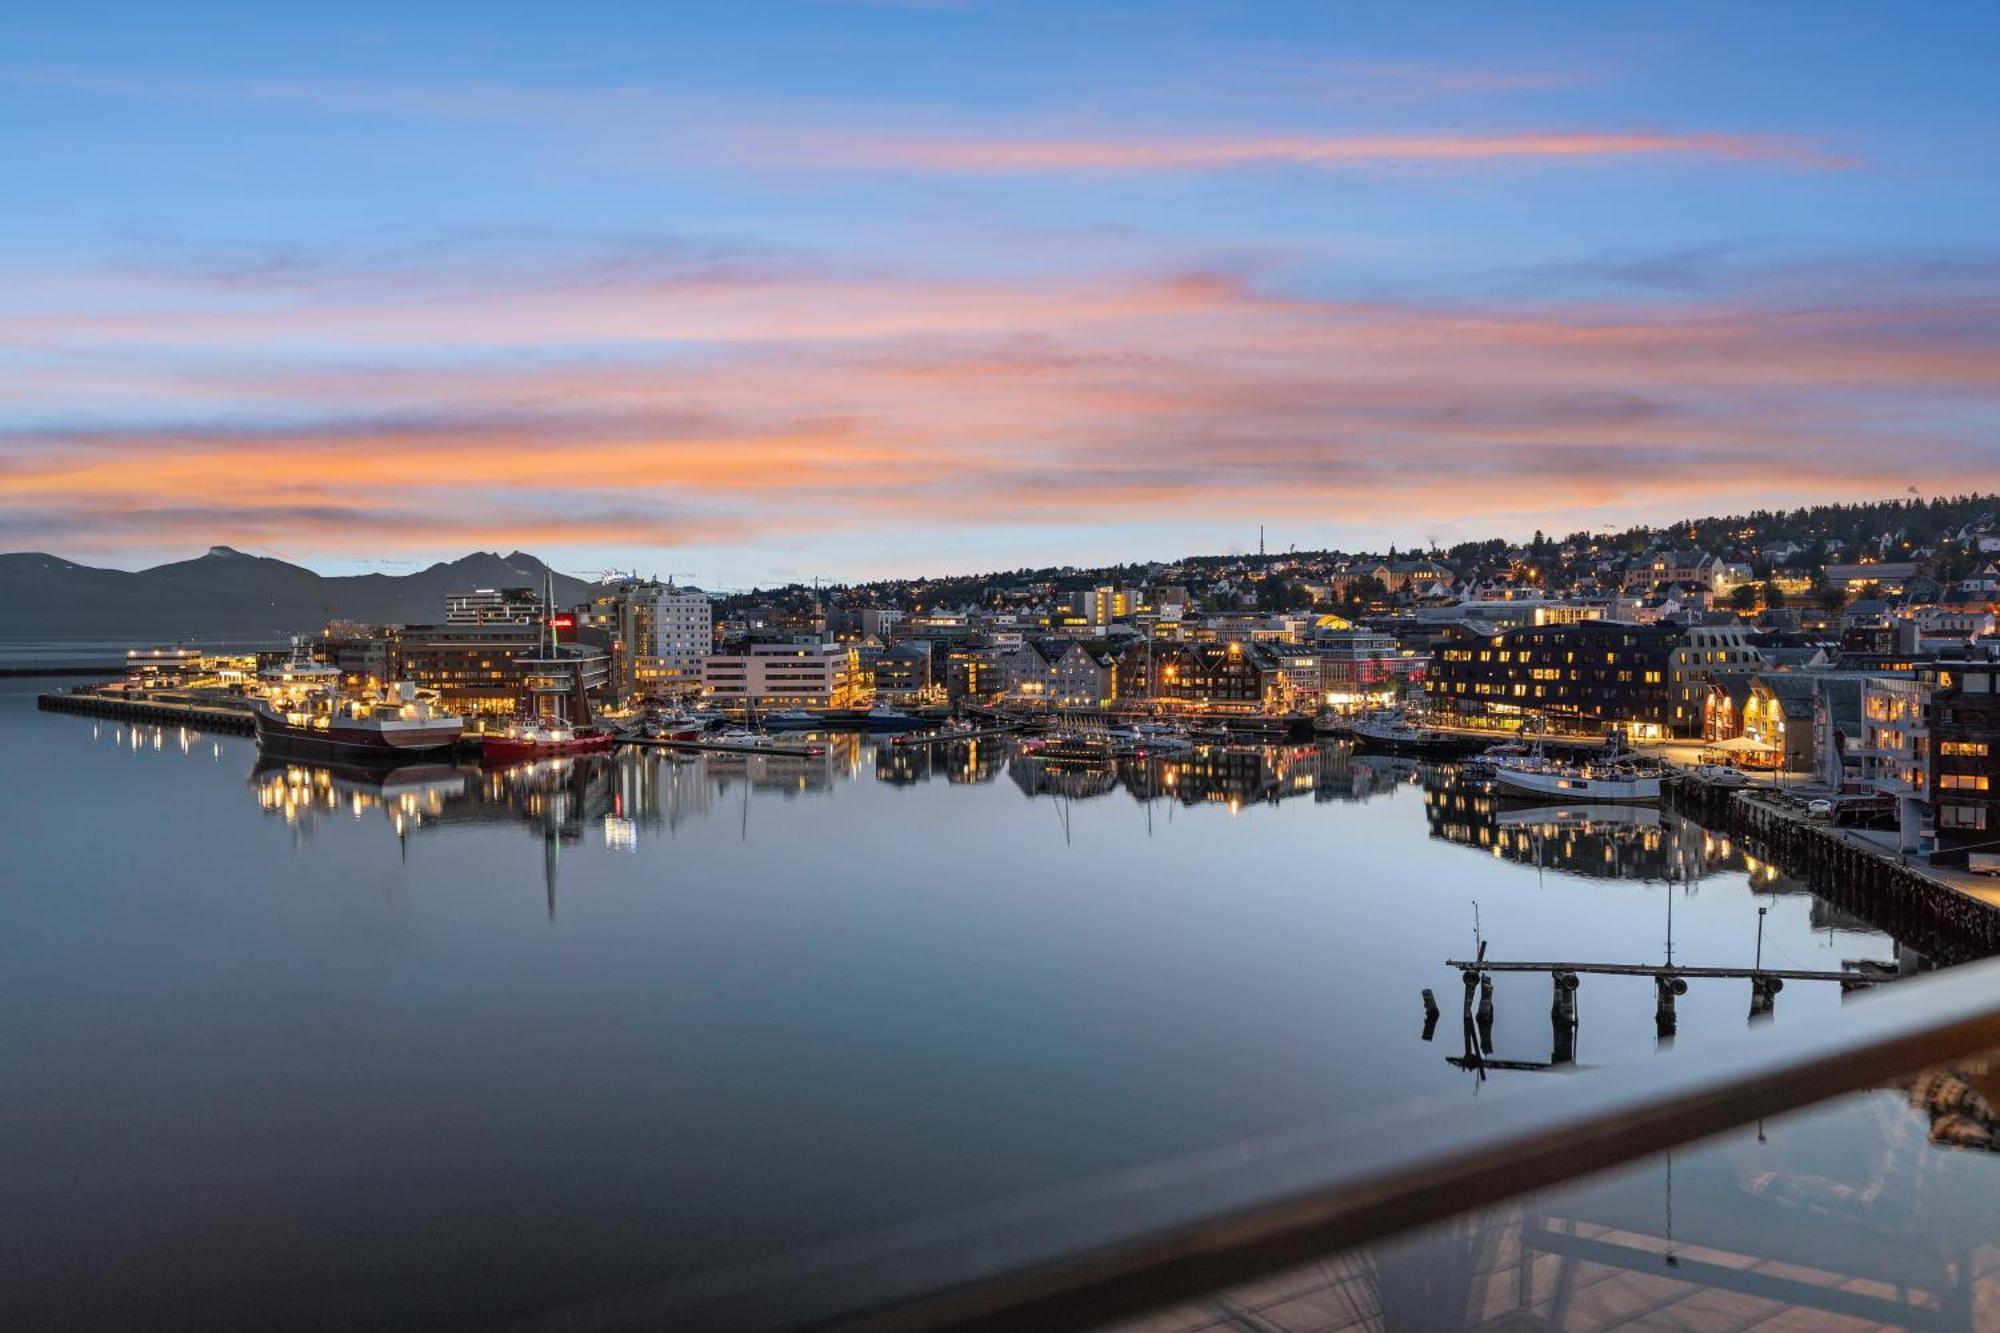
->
[[647, 583, 712, 691], [702, 639, 857, 707], [1859, 674, 1933, 851]]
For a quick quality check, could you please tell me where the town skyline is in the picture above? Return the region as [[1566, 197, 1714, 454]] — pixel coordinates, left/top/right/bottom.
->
[[3, 2, 1997, 586]]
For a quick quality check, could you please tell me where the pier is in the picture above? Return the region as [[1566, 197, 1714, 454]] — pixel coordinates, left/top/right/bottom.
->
[[38, 686, 256, 735]]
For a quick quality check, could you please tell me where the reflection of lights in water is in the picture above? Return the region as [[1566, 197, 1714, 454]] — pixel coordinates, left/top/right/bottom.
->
[[152, 730, 162, 751], [603, 816, 637, 851]]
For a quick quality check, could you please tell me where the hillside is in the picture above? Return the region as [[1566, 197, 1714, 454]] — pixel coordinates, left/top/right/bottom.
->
[[0, 547, 594, 641]]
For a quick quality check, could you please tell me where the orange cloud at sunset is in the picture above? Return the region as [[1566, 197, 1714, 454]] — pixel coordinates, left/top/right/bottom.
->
[[2, 241, 1993, 572]]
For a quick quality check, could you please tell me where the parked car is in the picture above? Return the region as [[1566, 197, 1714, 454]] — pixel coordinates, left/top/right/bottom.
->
[[1806, 798, 1835, 819]]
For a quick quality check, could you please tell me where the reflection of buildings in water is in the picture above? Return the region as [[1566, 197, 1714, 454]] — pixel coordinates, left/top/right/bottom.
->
[[704, 751, 836, 797], [1321, 748, 1435, 804], [1119, 746, 1324, 810], [1007, 755, 1121, 802], [875, 738, 1010, 787], [1423, 777, 1738, 883], [995, 741, 1421, 810]]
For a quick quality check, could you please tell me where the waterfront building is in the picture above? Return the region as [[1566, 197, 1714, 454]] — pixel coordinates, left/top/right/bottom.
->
[[1313, 625, 1422, 711], [1922, 655, 2000, 860], [445, 586, 541, 624], [1859, 674, 1934, 850], [869, 642, 934, 702], [701, 637, 858, 708], [1425, 620, 1679, 738], [1667, 621, 1765, 737], [382, 622, 611, 715], [646, 582, 713, 694], [124, 645, 203, 685], [575, 578, 712, 701], [944, 646, 1006, 705], [1154, 642, 1279, 713], [996, 638, 1114, 707]]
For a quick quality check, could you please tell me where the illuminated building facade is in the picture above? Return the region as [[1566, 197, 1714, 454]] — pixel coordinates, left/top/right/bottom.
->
[[1426, 621, 1679, 738], [702, 638, 857, 707], [445, 587, 541, 625], [1924, 657, 2000, 858]]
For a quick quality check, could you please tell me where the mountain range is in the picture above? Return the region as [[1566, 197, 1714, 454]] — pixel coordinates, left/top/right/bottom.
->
[[0, 547, 595, 641]]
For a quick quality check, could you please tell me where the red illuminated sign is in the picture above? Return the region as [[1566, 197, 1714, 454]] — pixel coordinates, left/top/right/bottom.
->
[[549, 614, 576, 631]]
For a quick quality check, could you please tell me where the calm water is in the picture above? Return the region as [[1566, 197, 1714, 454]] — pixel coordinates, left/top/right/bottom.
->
[[0, 677, 1946, 1329]]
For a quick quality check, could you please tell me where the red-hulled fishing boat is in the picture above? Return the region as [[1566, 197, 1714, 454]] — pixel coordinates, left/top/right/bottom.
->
[[478, 574, 618, 764]]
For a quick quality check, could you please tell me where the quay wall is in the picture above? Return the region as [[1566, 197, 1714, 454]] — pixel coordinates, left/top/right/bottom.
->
[[1669, 777, 2000, 966]]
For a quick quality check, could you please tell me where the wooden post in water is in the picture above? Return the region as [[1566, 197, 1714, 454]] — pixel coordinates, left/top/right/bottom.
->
[[1655, 973, 1686, 1045], [1476, 975, 1496, 1054], [1749, 974, 1783, 1023], [1421, 988, 1440, 1042], [1550, 971, 1579, 1066]]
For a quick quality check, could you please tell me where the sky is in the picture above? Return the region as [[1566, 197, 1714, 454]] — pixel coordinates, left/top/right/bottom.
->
[[2, 1, 1997, 587]]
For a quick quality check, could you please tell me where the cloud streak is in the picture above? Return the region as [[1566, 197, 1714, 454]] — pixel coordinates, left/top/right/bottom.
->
[[1, 240, 1994, 567], [767, 129, 1854, 174]]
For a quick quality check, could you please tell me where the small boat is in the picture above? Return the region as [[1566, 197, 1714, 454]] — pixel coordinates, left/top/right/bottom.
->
[[712, 729, 778, 748], [864, 706, 925, 732], [478, 719, 614, 764], [763, 709, 823, 732], [1348, 713, 1481, 757], [641, 712, 705, 742], [1127, 721, 1196, 755]]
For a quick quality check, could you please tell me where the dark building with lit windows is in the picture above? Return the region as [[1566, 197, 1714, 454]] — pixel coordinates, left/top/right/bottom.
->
[[1922, 655, 2000, 861], [1425, 620, 1682, 738]]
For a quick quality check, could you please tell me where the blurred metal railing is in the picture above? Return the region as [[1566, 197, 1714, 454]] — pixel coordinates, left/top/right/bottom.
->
[[516, 957, 2000, 1333]]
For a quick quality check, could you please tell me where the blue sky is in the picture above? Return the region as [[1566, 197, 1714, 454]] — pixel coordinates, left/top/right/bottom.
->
[[2, 1, 1996, 585]]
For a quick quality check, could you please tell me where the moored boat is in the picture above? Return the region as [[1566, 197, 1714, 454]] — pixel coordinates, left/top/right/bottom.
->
[[763, 709, 823, 731], [1490, 757, 1663, 803], [1348, 713, 1483, 757], [252, 682, 464, 760], [478, 721, 615, 764]]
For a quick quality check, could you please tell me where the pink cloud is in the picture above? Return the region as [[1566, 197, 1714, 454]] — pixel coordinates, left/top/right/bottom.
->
[[0, 250, 1990, 562]]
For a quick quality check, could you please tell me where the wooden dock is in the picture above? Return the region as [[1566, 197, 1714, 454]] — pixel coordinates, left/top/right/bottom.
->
[[1446, 959, 1872, 984]]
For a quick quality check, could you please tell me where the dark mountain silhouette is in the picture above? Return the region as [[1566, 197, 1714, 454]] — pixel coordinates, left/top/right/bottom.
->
[[0, 546, 595, 640]]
